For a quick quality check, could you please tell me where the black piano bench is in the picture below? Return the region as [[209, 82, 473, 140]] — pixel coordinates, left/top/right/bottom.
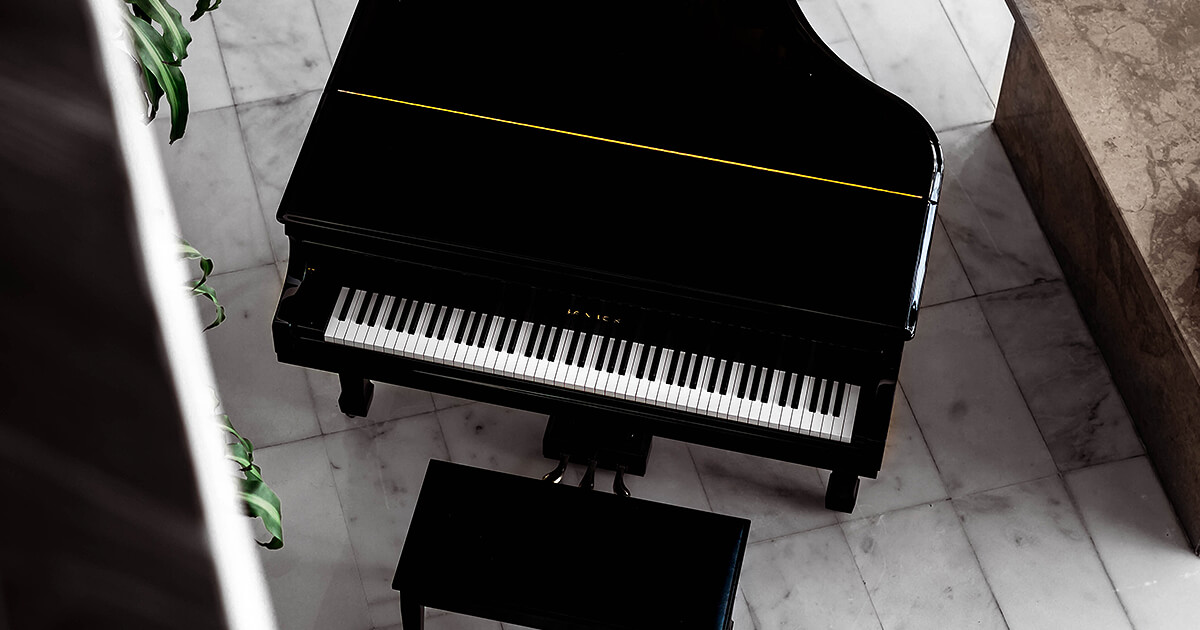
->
[[393, 459, 751, 630]]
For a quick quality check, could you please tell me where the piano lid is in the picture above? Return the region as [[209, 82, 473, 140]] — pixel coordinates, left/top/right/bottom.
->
[[279, 0, 942, 334]]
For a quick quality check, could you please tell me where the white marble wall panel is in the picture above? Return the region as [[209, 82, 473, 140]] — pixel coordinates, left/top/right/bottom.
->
[[835, 0, 995, 131], [955, 476, 1133, 630], [900, 298, 1056, 497], [842, 502, 1006, 630], [237, 89, 323, 262], [689, 443, 836, 543], [154, 107, 273, 273], [820, 387, 948, 520], [182, 13, 233, 113], [937, 123, 1062, 294], [202, 264, 322, 447], [253, 438, 370, 630], [1066, 457, 1200, 630], [325, 415, 449, 628], [979, 281, 1143, 470], [741, 525, 881, 630], [937, 0, 1014, 105], [210, 0, 332, 104]]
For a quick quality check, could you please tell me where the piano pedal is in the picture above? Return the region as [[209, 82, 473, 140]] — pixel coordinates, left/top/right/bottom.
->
[[579, 458, 598, 490], [613, 465, 631, 498], [542, 455, 570, 484]]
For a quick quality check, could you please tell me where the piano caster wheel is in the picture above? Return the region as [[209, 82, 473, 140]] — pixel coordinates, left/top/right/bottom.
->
[[825, 471, 859, 514], [579, 458, 598, 491], [542, 456, 570, 484], [337, 374, 374, 418], [613, 465, 631, 498]]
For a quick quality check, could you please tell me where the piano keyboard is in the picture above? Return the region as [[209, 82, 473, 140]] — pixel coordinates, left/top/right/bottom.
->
[[324, 287, 859, 443]]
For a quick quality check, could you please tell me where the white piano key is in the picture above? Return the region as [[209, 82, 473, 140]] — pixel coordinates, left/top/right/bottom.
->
[[325, 287, 351, 341], [840, 385, 860, 442], [340, 290, 365, 344], [352, 293, 379, 348], [766, 370, 786, 428], [482, 316, 505, 372], [364, 295, 393, 350], [407, 303, 435, 356], [583, 336, 605, 392]]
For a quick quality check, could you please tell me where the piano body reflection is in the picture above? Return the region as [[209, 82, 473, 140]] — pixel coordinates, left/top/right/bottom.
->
[[272, 0, 942, 511]]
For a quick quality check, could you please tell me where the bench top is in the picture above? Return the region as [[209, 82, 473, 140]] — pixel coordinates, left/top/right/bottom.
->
[[394, 459, 750, 630]]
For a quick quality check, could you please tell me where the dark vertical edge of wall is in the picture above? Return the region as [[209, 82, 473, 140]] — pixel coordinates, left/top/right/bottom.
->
[[993, 16, 1200, 553]]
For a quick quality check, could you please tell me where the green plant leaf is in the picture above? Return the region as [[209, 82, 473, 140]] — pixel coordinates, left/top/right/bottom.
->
[[124, 10, 189, 142], [190, 0, 223, 21], [240, 478, 284, 549], [191, 281, 226, 330], [126, 0, 192, 61]]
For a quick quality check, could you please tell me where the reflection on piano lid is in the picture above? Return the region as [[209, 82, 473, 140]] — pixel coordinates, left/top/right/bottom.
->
[[272, 0, 942, 512]]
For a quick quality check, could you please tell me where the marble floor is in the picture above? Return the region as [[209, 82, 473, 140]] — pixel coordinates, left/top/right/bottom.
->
[[153, 0, 1200, 628]]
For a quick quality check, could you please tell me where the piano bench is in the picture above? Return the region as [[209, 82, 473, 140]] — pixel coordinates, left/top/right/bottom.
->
[[392, 459, 751, 630]]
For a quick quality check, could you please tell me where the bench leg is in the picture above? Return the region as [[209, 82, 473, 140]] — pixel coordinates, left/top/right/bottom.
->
[[399, 594, 424, 630]]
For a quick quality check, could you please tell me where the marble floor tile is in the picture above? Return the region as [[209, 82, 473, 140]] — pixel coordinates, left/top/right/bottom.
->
[[900, 298, 1057, 497], [153, 106, 273, 274], [741, 525, 881, 630], [689, 443, 836, 543], [586, 437, 710, 511], [919, 216, 974, 307], [210, 0, 331, 104], [306, 371, 437, 435], [325, 414, 449, 629], [1066, 457, 1200, 630], [842, 501, 1006, 630], [312, 0, 360, 61], [836, 0, 995, 131], [237, 89, 322, 262], [203, 264, 322, 447], [936, 123, 1063, 294], [954, 475, 1132, 630], [937, 0, 1014, 105], [979, 281, 1143, 470], [798, 0, 873, 79], [252, 437, 370, 630], [182, 12, 234, 113], [436, 402, 575, 482], [821, 387, 948, 520], [827, 38, 874, 80]]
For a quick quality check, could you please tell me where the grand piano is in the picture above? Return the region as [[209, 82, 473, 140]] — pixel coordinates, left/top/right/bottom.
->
[[272, 0, 942, 511]]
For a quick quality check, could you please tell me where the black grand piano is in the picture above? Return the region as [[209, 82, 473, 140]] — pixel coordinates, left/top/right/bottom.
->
[[272, 0, 942, 511]]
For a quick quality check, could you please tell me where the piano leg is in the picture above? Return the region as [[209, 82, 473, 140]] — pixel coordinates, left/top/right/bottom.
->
[[825, 471, 860, 513], [337, 373, 374, 417], [399, 594, 424, 630]]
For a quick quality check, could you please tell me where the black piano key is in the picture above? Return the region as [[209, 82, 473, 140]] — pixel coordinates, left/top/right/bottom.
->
[[736, 365, 751, 398], [337, 289, 355, 321], [455, 312, 473, 344], [384, 297, 402, 329], [506, 321, 523, 354], [707, 360, 721, 393], [564, 330, 580, 364], [536, 326, 552, 359], [634, 345, 650, 379], [576, 333, 593, 367], [523, 325, 540, 358], [606, 340, 622, 373], [355, 292, 376, 325], [820, 379, 835, 414], [593, 337, 610, 369], [465, 311, 482, 345], [436, 308, 453, 340], [367, 295, 385, 327], [647, 346, 662, 381], [618, 340, 633, 376], [476, 315, 494, 347], [547, 327, 564, 361], [407, 302, 425, 334], [423, 306, 441, 338], [679, 353, 694, 387], [832, 381, 847, 417], [790, 377, 805, 410], [747, 366, 762, 400], [777, 372, 793, 407], [691, 357, 705, 389], [759, 369, 774, 403], [494, 318, 511, 351], [719, 362, 733, 396], [808, 378, 823, 413], [664, 350, 680, 385]]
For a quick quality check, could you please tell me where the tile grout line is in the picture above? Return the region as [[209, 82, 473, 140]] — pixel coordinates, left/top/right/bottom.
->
[[934, 0, 998, 110], [314, 432, 377, 627], [944, 497, 1014, 630]]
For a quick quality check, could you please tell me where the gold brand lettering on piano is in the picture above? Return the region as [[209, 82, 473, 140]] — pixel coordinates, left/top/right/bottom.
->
[[566, 309, 621, 324]]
